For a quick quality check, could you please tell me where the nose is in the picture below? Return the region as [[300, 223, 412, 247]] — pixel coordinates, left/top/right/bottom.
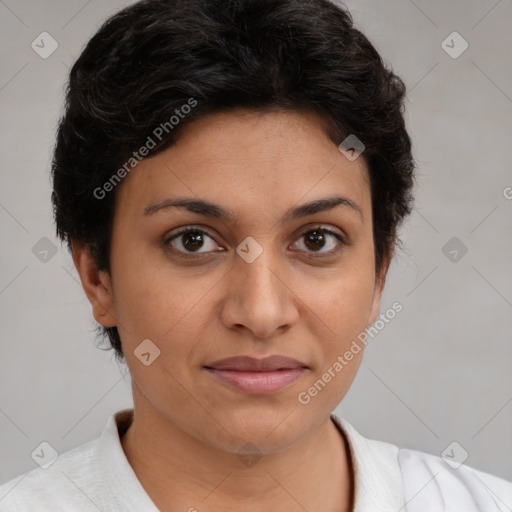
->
[[219, 243, 300, 340]]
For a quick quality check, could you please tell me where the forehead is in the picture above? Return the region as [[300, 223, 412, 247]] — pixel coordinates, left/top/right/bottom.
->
[[114, 109, 371, 225]]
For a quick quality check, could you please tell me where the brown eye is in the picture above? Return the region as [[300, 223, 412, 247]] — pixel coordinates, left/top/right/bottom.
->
[[181, 231, 206, 251], [292, 227, 346, 256], [165, 227, 223, 256], [164, 224, 347, 259], [304, 230, 327, 251]]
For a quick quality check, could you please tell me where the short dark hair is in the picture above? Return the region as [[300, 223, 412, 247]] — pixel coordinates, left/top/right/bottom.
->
[[52, 0, 415, 363]]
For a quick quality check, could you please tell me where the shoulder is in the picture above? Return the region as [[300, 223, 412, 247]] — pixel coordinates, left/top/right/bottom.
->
[[332, 414, 512, 511], [397, 446, 512, 511], [0, 438, 99, 511]]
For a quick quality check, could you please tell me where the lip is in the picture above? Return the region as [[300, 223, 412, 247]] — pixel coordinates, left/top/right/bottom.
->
[[203, 356, 308, 395], [205, 355, 307, 371]]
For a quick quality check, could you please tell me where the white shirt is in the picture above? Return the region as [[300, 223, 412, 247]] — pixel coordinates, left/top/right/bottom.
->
[[0, 408, 511, 511]]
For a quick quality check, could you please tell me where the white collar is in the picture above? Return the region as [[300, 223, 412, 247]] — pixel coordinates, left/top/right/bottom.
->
[[330, 413, 405, 511], [102, 408, 405, 511], [99, 408, 160, 511]]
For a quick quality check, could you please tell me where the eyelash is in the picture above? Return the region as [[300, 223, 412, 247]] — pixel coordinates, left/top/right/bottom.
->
[[163, 225, 348, 259]]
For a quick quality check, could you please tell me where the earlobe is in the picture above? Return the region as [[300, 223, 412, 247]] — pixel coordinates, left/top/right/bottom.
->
[[71, 241, 117, 328]]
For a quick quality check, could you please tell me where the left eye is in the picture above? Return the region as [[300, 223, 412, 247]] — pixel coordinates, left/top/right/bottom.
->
[[291, 227, 345, 254], [164, 226, 345, 257]]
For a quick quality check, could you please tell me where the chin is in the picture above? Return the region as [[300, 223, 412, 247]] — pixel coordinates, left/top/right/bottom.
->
[[210, 406, 310, 454]]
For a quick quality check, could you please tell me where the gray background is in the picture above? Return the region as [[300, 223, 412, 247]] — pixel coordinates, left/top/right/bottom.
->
[[1, 0, 511, 488]]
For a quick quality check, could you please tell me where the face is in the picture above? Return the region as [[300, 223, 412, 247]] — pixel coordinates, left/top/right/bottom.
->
[[78, 109, 387, 454]]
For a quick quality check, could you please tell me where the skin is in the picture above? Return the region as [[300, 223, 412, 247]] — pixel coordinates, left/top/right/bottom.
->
[[73, 109, 390, 512]]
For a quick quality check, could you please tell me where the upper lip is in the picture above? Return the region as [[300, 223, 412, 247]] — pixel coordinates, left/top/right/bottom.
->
[[204, 355, 307, 371]]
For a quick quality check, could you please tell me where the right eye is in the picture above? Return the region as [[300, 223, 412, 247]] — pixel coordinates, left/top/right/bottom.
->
[[164, 226, 225, 257]]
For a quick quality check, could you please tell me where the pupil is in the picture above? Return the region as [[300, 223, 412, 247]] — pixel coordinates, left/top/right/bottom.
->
[[183, 232, 204, 251], [305, 230, 325, 251]]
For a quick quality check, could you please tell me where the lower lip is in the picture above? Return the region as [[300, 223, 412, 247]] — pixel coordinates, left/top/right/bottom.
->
[[205, 368, 306, 394]]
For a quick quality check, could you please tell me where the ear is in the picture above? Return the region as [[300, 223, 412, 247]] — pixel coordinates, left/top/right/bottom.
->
[[71, 241, 117, 328], [367, 249, 392, 326]]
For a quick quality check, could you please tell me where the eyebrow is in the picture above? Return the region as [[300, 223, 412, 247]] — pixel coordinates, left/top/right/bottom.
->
[[143, 195, 363, 223]]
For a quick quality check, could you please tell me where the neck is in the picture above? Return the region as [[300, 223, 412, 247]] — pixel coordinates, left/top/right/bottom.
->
[[121, 387, 354, 512]]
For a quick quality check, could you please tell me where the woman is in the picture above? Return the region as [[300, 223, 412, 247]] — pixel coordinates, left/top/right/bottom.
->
[[1, 0, 510, 510]]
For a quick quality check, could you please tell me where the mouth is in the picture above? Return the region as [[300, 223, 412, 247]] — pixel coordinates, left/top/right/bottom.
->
[[203, 355, 308, 395]]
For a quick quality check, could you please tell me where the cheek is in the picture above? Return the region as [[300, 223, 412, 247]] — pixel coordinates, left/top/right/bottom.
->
[[295, 267, 375, 413], [111, 263, 205, 342], [109, 242, 222, 369], [305, 252, 376, 341], [304, 279, 372, 390], [297, 250, 376, 410]]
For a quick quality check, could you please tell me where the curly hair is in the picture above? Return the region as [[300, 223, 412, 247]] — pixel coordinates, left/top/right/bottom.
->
[[52, 0, 415, 363]]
